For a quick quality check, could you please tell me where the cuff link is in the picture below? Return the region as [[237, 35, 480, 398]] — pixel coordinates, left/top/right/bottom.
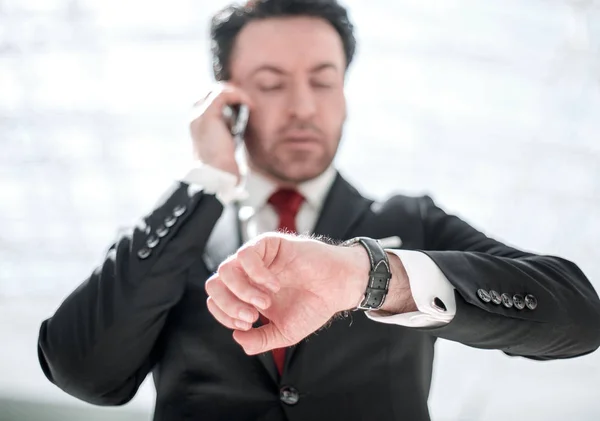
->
[[431, 297, 447, 312]]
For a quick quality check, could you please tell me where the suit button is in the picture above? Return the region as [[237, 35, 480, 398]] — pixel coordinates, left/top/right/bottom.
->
[[137, 248, 151, 259], [513, 294, 525, 310], [501, 293, 513, 308], [477, 289, 491, 303], [146, 235, 159, 249], [525, 294, 538, 310], [164, 214, 177, 228], [173, 204, 187, 217], [280, 386, 299, 405], [156, 225, 169, 238], [489, 290, 502, 305]]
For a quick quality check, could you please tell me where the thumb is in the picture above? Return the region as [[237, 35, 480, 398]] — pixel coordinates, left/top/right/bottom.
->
[[232, 322, 288, 355]]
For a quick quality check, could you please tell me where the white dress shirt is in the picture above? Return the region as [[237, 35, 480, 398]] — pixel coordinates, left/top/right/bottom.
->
[[183, 163, 457, 328]]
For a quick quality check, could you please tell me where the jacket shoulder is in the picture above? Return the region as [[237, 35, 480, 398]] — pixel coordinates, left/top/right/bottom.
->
[[371, 191, 432, 218]]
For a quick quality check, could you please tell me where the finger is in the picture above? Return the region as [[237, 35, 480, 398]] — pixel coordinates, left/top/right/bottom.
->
[[205, 275, 260, 324], [218, 261, 273, 311], [202, 83, 254, 118], [206, 297, 252, 331], [232, 322, 289, 355], [192, 90, 212, 107], [236, 247, 280, 293]]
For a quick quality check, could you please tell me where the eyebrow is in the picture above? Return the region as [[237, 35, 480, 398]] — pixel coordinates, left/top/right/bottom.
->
[[250, 62, 339, 77]]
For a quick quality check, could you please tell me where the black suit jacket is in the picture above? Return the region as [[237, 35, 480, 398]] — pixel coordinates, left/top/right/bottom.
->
[[38, 173, 600, 421]]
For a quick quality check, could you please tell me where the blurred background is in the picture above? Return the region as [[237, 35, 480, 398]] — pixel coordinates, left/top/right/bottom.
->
[[1, 0, 600, 420]]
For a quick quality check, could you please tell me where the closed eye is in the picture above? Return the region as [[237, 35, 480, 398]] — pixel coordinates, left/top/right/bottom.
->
[[259, 85, 284, 92], [312, 81, 333, 89]]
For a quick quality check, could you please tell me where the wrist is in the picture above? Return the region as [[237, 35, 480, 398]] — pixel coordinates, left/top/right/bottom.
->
[[340, 243, 417, 315], [377, 252, 417, 314], [341, 245, 371, 311], [192, 156, 240, 181], [339, 237, 393, 312], [183, 162, 246, 206]]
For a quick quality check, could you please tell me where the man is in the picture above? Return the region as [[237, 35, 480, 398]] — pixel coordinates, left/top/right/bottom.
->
[[37, 1, 600, 420]]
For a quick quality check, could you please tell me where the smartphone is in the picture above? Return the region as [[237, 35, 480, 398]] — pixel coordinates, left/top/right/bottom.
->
[[223, 104, 249, 147]]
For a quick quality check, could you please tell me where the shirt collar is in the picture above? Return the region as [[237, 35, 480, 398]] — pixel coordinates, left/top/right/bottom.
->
[[241, 166, 337, 212]]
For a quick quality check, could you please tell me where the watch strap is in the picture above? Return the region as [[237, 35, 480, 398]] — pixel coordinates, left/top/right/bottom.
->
[[342, 237, 392, 311]]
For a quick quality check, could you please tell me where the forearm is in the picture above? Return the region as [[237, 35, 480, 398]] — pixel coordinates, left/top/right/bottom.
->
[[420, 251, 600, 358], [38, 183, 224, 403], [409, 194, 600, 359], [344, 239, 600, 358]]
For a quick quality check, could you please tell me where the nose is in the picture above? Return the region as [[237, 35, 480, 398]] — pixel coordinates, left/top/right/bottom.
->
[[288, 81, 317, 121]]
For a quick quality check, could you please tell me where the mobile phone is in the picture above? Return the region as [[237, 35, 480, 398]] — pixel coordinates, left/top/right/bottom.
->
[[224, 104, 249, 147]]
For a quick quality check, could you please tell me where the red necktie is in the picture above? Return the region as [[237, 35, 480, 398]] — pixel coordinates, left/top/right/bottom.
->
[[262, 189, 305, 375]]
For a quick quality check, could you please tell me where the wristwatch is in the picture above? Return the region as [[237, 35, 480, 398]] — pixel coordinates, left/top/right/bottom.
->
[[341, 236, 392, 311]]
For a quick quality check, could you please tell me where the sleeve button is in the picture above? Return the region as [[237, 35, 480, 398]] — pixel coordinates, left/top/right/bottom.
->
[[173, 204, 187, 217], [477, 289, 491, 303], [501, 293, 513, 308], [156, 225, 169, 238], [138, 248, 152, 259], [525, 294, 538, 310], [164, 214, 177, 227]]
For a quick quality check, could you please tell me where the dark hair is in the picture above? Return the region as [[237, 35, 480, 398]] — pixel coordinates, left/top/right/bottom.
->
[[209, 0, 356, 81]]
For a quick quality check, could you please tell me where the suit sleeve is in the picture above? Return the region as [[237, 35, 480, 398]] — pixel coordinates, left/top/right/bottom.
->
[[37, 182, 223, 405], [416, 195, 600, 360]]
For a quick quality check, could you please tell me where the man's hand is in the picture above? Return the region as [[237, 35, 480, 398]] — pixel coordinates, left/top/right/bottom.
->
[[190, 83, 253, 181], [205, 233, 414, 355]]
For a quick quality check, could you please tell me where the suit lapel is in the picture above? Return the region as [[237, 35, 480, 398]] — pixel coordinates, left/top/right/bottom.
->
[[312, 173, 373, 241], [254, 332, 280, 384], [283, 173, 373, 373]]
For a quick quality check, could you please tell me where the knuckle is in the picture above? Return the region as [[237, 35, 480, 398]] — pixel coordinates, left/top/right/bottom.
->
[[258, 329, 269, 351], [252, 236, 267, 251], [206, 297, 221, 316], [231, 282, 252, 301], [237, 247, 252, 263], [204, 278, 215, 295], [218, 260, 234, 276]]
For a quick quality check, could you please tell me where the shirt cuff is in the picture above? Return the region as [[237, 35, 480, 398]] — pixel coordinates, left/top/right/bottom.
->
[[365, 249, 456, 328], [182, 162, 248, 205]]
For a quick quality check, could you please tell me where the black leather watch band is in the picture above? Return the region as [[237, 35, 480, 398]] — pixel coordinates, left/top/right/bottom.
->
[[342, 237, 392, 311]]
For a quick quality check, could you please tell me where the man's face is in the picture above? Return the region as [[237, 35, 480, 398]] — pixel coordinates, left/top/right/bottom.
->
[[229, 16, 347, 184]]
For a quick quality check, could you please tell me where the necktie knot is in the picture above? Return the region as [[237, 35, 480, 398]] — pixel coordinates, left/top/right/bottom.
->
[[267, 189, 305, 235], [268, 189, 305, 227]]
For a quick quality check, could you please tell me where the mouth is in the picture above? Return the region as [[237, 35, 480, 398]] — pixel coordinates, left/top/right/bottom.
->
[[281, 137, 322, 151], [284, 130, 320, 138]]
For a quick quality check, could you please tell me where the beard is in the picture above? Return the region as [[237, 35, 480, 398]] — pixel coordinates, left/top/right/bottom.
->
[[244, 125, 343, 184]]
